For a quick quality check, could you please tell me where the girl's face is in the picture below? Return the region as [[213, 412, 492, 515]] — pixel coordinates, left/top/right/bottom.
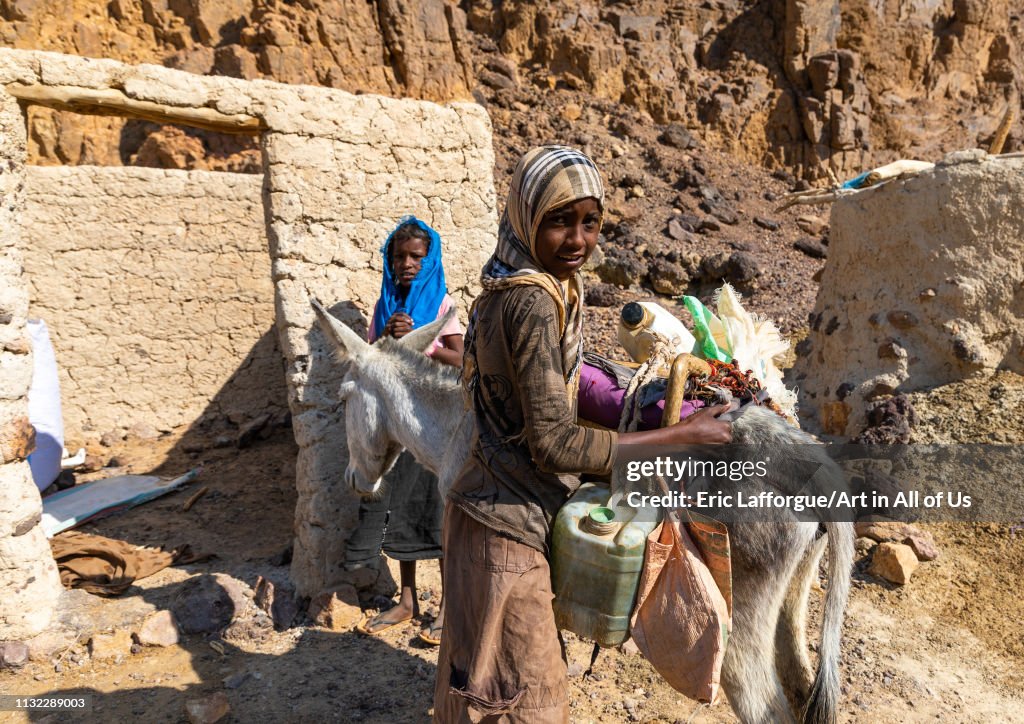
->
[[391, 236, 429, 289], [534, 197, 601, 281]]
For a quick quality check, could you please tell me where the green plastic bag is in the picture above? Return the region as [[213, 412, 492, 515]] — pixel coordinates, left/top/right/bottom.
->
[[681, 296, 732, 363]]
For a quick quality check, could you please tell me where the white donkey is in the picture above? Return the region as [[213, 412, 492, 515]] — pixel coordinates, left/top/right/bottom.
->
[[313, 299, 854, 724]]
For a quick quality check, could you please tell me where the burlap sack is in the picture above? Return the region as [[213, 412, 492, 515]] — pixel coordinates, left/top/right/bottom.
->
[[628, 512, 731, 704]]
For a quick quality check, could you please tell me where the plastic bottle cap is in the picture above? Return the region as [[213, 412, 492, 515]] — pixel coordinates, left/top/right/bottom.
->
[[581, 507, 617, 535], [621, 302, 645, 328]]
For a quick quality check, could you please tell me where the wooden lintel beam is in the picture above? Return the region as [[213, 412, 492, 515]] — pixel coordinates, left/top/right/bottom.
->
[[4, 83, 263, 134]]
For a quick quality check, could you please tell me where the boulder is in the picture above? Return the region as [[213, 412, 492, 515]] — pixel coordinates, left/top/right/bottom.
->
[[0, 641, 29, 669], [585, 283, 619, 308], [796, 214, 828, 236], [659, 123, 698, 149], [647, 258, 690, 295], [794, 237, 827, 259], [902, 533, 940, 562], [851, 518, 937, 565], [666, 217, 697, 243], [854, 520, 920, 542], [254, 576, 298, 631], [172, 575, 244, 634], [594, 247, 646, 288], [135, 610, 180, 647], [868, 542, 920, 585], [25, 629, 76, 662]]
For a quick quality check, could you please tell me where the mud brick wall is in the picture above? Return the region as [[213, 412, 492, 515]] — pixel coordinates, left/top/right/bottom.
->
[[794, 152, 1024, 438], [21, 166, 287, 440], [0, 87, 62, 641], [0, 49, 498, 601], [261, 92, 497, 599]]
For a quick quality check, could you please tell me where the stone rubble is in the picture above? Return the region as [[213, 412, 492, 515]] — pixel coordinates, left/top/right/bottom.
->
[[868, 542, 921, 585], [134, 610, 181, 648]]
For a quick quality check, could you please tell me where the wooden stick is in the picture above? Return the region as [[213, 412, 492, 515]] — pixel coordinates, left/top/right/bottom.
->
[[4, 83, 263, 134], [774, 189, 852, 211], [182, 486, 209, 512], [989, 93, 1017, 155]]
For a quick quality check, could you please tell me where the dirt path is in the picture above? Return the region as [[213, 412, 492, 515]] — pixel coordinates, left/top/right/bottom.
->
[[3, 382, 1024, 723]]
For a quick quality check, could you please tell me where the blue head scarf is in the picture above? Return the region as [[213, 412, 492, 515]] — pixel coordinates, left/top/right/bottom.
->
[[372, 216, 448, 339]]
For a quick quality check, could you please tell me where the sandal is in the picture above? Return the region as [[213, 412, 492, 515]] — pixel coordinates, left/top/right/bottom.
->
[[418, 620, 442, 646], [356, 611, 413, 636]]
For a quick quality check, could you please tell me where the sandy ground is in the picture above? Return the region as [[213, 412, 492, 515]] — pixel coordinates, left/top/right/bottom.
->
[[2, 376, 1023, 724]]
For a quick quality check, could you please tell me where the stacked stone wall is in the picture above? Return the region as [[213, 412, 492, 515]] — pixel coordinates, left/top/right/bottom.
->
[[0, 86, 62, 641], [21, 166, 285, 441], [260, 88, 497, 599]]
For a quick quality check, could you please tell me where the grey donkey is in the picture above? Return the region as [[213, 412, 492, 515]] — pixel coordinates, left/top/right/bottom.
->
[[313, 299, 854, 724]]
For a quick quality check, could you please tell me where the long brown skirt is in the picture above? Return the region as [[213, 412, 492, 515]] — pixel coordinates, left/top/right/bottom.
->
[[433, 504, 569, 724]]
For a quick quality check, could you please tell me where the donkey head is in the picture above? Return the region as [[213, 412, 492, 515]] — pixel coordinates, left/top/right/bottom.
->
[[310, 297, 454, 496]]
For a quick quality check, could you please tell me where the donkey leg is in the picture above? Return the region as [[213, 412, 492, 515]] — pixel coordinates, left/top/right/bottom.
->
[[776, 531, 827, 712], [722, 566, 798, 724]]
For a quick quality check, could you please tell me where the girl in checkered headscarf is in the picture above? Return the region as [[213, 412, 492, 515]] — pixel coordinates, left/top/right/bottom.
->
[[436, 146, 731, 724], [463, 145, 605, 397]]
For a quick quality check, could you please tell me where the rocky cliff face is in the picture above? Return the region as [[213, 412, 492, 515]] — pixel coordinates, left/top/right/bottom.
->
[[1, 0, 1021, 178], [467, 0, 1020, 177]]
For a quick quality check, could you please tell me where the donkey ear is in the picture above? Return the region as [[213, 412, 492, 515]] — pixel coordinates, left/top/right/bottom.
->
[[311, 297, 370, 363], [399, 308, 456, 354]]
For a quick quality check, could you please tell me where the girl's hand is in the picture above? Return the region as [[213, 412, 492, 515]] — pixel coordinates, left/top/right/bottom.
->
[[384, 312, 413, 339], [617, 404, 733, 447], [665, 404, 733, 444]]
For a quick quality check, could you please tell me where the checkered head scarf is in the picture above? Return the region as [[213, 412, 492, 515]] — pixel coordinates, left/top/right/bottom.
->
[[477, 145, 605, 386]]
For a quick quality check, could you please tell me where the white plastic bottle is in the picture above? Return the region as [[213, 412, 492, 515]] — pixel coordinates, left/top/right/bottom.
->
[[617, 301, 698, 363]]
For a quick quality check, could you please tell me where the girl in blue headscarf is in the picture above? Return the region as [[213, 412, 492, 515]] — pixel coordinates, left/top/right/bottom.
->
[[369, 216, 463, 366], [349, 216, 463, 644]]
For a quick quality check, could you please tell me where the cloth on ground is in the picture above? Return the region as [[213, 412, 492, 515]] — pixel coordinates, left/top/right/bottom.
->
[[41, 470, 201, 538], [41, 471, 201, 536], [49, 530, 206, 596], [345, 450, 443, 566]]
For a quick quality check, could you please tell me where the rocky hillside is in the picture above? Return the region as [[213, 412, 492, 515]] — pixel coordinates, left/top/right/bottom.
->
[[2, 0, 1021, 176]]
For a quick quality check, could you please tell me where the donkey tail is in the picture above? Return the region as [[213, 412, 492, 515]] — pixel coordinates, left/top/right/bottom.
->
[[802, 521, 854, 724]]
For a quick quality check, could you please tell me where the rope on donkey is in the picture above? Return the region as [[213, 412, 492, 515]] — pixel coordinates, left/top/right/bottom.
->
[[617, 333, 677, 433]]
